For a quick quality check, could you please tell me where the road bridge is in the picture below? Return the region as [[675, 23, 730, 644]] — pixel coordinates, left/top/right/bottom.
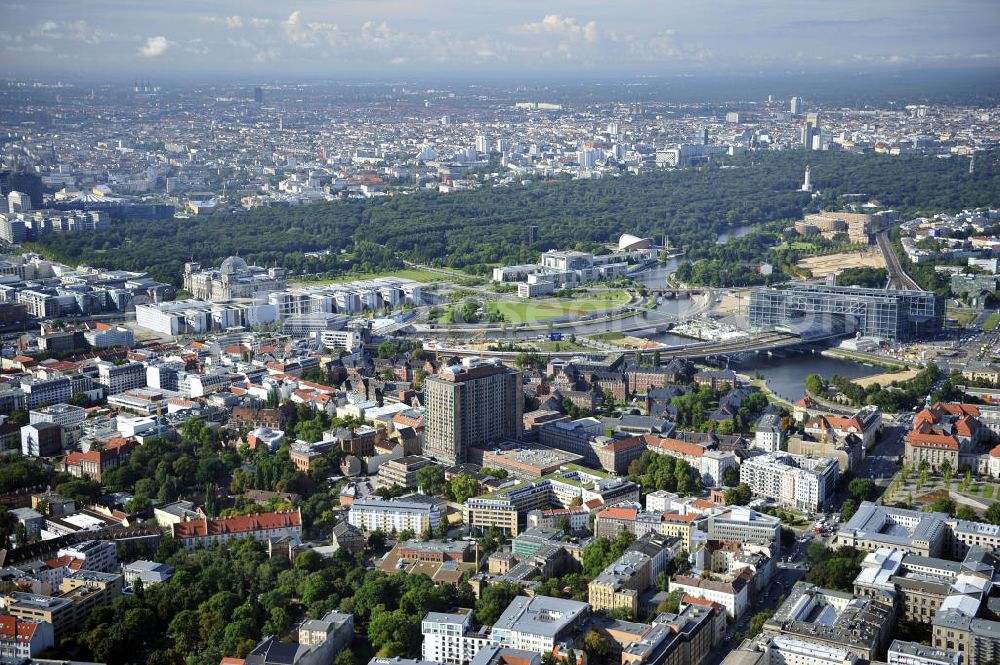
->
[[424, 330, 842, 362]]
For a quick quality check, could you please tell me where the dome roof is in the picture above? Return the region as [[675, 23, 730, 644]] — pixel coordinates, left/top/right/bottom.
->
[[618, 234, 651, 251], [220, 256, 248, 277]]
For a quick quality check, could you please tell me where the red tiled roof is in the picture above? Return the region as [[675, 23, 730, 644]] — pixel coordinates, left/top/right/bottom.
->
[[167, 398, 198, 407], [597, 507, 637, 521], [0, 614, 38, 642], [825, 416, 864, 432], [173, 510, 301, 539], [646, 436, 705, 458], [954, 416, 981, 438], [603, 435, 648, 452], [914, 408, 940, 427], [906, 431, 959, 450], [44, 555, 82, 570], [662, 512, 696, 523], [805, 415, 830, 430], [682, 594, 723, 610], [63, 452, 85, 466], [937, 402, 980, 418]]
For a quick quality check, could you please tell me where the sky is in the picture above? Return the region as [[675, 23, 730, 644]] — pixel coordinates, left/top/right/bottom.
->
[[2, 0, 999, 79]]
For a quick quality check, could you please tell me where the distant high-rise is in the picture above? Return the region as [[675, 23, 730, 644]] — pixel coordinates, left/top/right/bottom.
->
[[577, 148, 598, 169], [7, 191, 31, 213], [526, 226, 538, 245], [801, 165, 813, 193], [424, 359, 523, 465], [700, 127, 709, 145], [253, 87, 263, 104], [607, 121, 620, 136], [475, 135, 489, 154], [790, 96, 803, 115], [801, 113, 820, 149], [496, 138, 510, 154], [0, 216, 25, 244]]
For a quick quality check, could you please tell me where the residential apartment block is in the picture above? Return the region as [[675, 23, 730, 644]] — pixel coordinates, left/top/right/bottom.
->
[[740, 452, 839, 511], [424, 359, 523, 465], [348, 495, 441, 534]]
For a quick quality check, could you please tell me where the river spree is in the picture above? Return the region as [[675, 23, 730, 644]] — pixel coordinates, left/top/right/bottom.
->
[[737, 351, 881, 402], [716, 223, 755, 245]]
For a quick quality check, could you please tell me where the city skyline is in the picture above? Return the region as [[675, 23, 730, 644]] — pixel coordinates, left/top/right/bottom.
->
[[2, 0, 999, 78]]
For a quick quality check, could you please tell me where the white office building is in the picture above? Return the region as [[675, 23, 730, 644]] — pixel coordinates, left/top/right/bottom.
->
[[135, 299, 279, 336], [320, 329, 363, 351], [740, 453, 839, 511], [96, 361, 146, 395], [755, 414, 783, 453], [490, 596, 589, 654], [29, 403, 87, 428], [58, 540, 118, 573], [422, 611, 490, 665], [348, 495, 440, 533], [766, 636, 856, 665], [887, 640, 960, 665], [20, 376, 71, 409]]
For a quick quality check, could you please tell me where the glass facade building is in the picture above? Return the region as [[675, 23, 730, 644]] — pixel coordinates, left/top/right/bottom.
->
[[749, 284, 944, 342]]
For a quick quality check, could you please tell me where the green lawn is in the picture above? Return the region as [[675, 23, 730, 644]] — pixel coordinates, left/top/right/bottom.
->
[[534, 340, 593, 352], [290, 268, 447, 285], [490, 291, 631, 322], [947, 307, 977, 326], [985, 312, 1000, 331]]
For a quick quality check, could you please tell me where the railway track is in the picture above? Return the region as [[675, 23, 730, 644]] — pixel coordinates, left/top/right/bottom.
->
[[877, 231, 923, 291]]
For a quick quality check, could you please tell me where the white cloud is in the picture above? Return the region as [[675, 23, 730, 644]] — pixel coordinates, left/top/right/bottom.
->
[[30, 19, 120, 45], [184, 39, 209, 56], [138, 35, 170, 58], [516, 15, 599, 43], [281, 10, 342, 47], [360, 21, 399, 45], [252, 47, 281, 64], [283, 10, 309, 43], [201, 15, 271, 29]]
